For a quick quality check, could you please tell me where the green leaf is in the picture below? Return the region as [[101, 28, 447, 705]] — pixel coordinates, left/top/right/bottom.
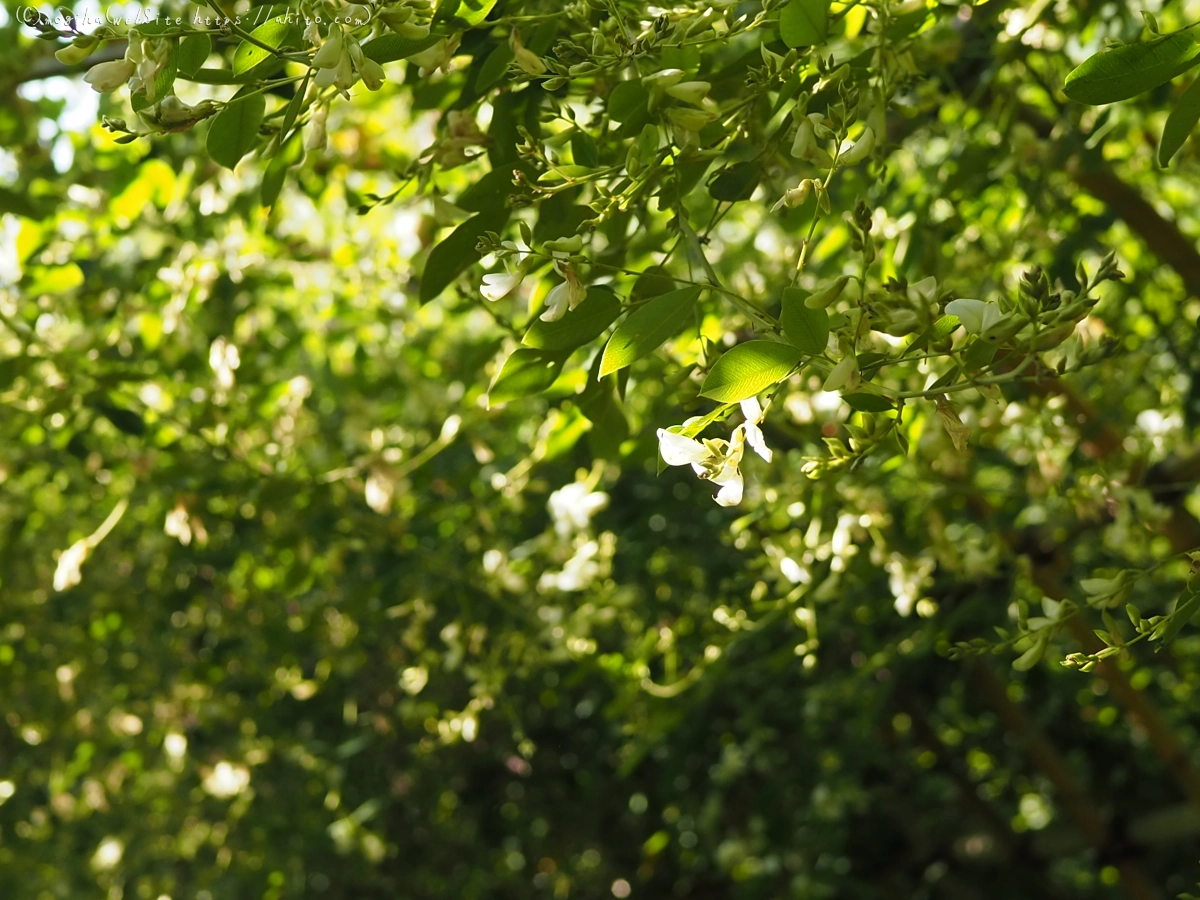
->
[[278, 72, 309, 147], [420, 207, 509, 304], [842, 392, 894, 412], [608, 79, 649, 124], [436, 0, 498, 27], [780, 0, 830, 48], [1160, 76, 1200, 165], [1156, 587, 1200, 647], [261, 131, 303, 208], [177, 33, 212, 79], [523, 289, 622, 352], [476, 43, 515, 93], [361, 34, 441, 64], [457, 169, 512, 213], [1063, 32, 1200, 105], [96, 402, 146, 437], [206, 92, 266, 169], [708, 161, 762, 202], [233, 21, 295, 75], [571, 131, 600, 168], [781, 287, 829, 354], [599, 286, 700, 377], [578, 374, 629, 460], [700, 341, 802, 403], [631, 266, 676, 301], [488, 348, 568, 405]]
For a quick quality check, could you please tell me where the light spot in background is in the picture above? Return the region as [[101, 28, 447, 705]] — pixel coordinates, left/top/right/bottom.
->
[[163, 732, 187, 759], [203, 761, 250, 798], [91, 836, 124, 870], [611, 878, 631, 898], [0, 780, 14, 804]]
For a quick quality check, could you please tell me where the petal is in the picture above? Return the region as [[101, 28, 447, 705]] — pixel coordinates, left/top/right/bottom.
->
[[657, 429, 709, 466], [743, 421, 772, 463], [739, 397, 764, 423], [713, 469, 744, 507], [539, 282, 570, 322], [945, 298, 989, 335]]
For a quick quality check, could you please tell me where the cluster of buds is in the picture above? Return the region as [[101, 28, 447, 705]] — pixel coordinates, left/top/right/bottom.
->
[[410, 34, 461, 76], [377, 0, 433, 38], [308, 19, 387, 93]]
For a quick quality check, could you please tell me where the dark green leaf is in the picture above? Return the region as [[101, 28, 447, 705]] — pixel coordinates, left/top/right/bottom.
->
[[700, 341, 802, 403], [420, 207, 510, 304], [571, 131, 600, 168], [488, 348, 568, 405], [233, 21, 295, 75], [708, 161, 762, 202], [843, 392, 895, 412], [476, 43, 515, 93], [523, 289, 622, 352], [781, 287, 830, 354], [780, 0, 830, 48], [1064, 32, 1200, 105], [96, 402, 146, 436], [1160, 76, 1200, 165], [177, 33, 212, 79], [206, 92, 266, 169], [608, 79, 649, 124], [599, 287, 700, 377], [361, 34, 441, 64]]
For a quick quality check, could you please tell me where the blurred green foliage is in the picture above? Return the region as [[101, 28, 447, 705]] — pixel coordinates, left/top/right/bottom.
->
[[6, 1, 1200, 899]]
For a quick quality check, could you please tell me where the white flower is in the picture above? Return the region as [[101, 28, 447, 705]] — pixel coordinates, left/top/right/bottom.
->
[[739, 398, 772, 462], [665, 81, 711, 105], [209, 337, 240, 390], [538, 540, 601, 592], [203, 761, 250, 798], [53, 539, 89, 591], [548, 481, 608, 537], [659, 425, 750, 507], [364, 468, 394, 513], [657, 429, 709, 467], [358, 57, 387, 91], [84, 59, 135, 93], [313, 27, 345, 68], [306, 104, 328, 152], [481, 270, 523, 302], [164, 503, 192, 545], [945, 298, 1002, 335], [539, 281, 572, 321]]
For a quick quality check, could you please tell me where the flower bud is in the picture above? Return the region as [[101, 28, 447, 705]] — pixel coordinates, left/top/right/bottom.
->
[[84, 58, 136, 93], [313, 27, 344, 68], [396, 22, 430, 39], [823, 355, 858, 392], [643, 68, 684, 89], [838, 126, 875, 166], [55, 35, 99, 65], [665, 80, 710, 105], [358, 57, 386, 90], [807, 275, 851, 309]]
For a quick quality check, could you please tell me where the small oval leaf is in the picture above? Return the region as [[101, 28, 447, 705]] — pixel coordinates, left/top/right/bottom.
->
[[700, 341, 802, 403]]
